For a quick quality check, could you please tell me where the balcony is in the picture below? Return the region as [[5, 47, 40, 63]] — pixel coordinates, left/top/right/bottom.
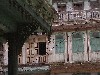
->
[[53, 9, 100, 32], [56, 10, 100, 22]]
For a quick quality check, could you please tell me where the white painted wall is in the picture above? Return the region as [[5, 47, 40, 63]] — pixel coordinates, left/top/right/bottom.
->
[[73, 52, 84, 62], [48, 33, 65, 63], [48, 35, 55, 62], [90, 52, 100, 62]]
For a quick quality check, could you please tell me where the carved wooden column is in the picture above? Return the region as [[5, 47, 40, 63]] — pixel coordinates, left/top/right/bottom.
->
[[8, 33, 18, 75]]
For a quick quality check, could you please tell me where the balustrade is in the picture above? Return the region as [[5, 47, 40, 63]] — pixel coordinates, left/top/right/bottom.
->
[[55, 10, 100, 23]]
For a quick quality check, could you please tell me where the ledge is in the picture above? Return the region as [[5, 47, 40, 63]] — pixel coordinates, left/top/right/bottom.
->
[[50, 62, 100, 73], [52, 23, 100, 32]]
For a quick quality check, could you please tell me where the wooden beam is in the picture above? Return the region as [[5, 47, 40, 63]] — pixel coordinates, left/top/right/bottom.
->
[[52, 23, 100, 32]]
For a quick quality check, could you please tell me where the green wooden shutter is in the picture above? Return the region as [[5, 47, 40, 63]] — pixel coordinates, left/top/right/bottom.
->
[[55, 33, 65, 53], [72, 32, 84, 53], [90, 31, 100, 51]]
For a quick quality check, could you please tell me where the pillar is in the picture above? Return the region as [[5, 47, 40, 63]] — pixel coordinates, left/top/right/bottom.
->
[[3, 42, 8, 65], [48, 34, 55, 62], [87, 30, 91, 61], [22, 43, 26, 64], [64, 32, 68, 63], [83, 31, 88, 61], [68, 32, 72, 63], [8, 33, 18, 75]]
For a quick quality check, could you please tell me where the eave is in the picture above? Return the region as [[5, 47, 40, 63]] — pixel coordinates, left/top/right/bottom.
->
[[52, 23, 100, 32]]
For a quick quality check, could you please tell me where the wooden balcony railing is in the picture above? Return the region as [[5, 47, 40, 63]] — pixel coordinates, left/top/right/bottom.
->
[[52, 9, 100, 32], [54, 10, 100, 23]]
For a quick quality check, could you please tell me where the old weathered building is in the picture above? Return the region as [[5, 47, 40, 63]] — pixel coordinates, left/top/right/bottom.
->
[[2, 0, 100, 75]]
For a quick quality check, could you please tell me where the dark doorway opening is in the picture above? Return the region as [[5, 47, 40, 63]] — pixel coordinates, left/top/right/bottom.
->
[[39, 42, 46, 55]]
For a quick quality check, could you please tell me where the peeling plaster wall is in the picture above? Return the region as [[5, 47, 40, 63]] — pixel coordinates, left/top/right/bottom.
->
[[72, 52, 84, 62], [47, 31, 100, 63], [3, 31, 100, 64], [48, 34, 65, 63], [48, 35, 55, 62]]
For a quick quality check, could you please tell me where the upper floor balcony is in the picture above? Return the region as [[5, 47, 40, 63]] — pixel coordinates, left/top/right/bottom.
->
[[53, 9, 100, 32], [54, 9, 100, 24]]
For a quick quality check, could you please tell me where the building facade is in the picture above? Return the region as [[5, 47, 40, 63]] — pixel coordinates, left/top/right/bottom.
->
[[10, 0, 99, 64], [2, 0, 100, 75]]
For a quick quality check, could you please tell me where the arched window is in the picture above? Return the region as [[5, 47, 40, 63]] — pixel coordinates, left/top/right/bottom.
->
[[90, 31, 100, 51], [72, 32, 84, 53], [55, 33, 65, 53]]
